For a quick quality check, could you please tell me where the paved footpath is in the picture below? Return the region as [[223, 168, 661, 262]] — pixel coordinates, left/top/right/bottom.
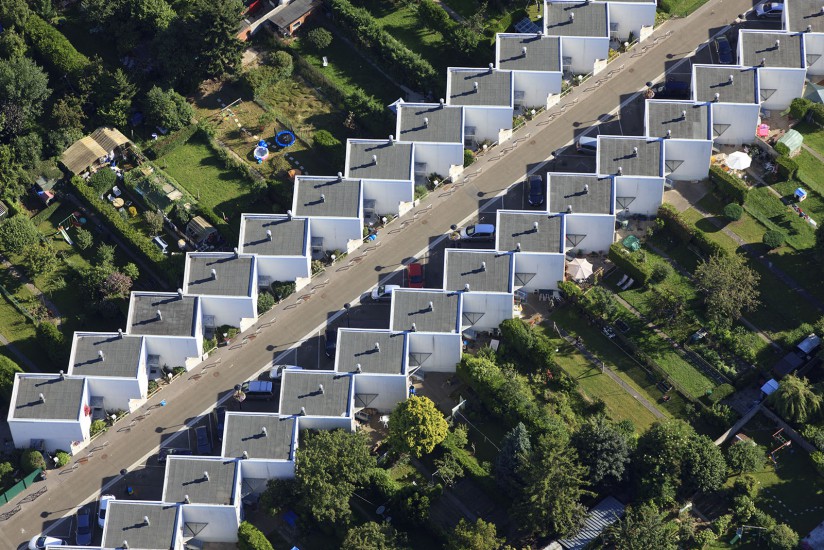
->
[[0, 0, 757, 544]]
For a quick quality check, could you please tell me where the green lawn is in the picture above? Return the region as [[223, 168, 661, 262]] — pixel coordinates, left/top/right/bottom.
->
[[659, 0, 711, 16], [792, 121, 824, 159], [158, 135, 272, 240], [745, 186, 815, 251]]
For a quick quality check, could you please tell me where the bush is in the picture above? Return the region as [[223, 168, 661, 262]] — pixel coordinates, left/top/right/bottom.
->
[[709, 165, 749, 204], [708, 383, 735, 404], [650, 262, 673, 284], [657, 203, 695, 243], [26, 13, 89, 76], [608, 242, 652, 286], [257, 291, 275, 313], [691, 229, 729, 258], [270, 280, 296, 300], [312, 129, 343, 162], [88, 169, 116, 195], [812, 451, 824, 476], [74, 228, 93, 250], [90, 419, 107, 436], [0, 356, 23, 403], [775, 156, 798, 181], [54, 451, 70, 467], [143, 86, 193, 132], [789, 97, 812, 120], [306, 27, 333, 50], [463, 148, 475, 167], [0, 214, 39, 255], [724, 203, 743, 221], [237, 521, 274, 550], [810, 103, 824, 127], [774, 141, 790, 157], [763, 230, 786, 249], [20, 449, 45, 473], [36, 322, 66, 364]]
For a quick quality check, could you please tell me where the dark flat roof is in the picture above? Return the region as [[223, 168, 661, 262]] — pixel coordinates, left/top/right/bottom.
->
[[103, 501, 178, 550], [693, 65, 757, 104], [544, 2, 608, 37], [71, 334, 142, 378], [128, 293, 198, 337], [186, 253, 254, 297], [241, 215, 308, 257], [223, 414, 295, 460], [269, 0, 320, 29], [293, 176, 361, 218], [391, 290, 460, 333], [646, 101, 710, 140], [279, 371, 352, 417], [397, 104, 463, 144], [448, 68, 513, 107], [12, 375, 84, 420], [598, 137, 662, 177], [337, 330, 406, 375], [740, 31, 804, 68], [444, 250, 513, 293], [786, 0, 824, 33], [497, 34, 562, 72], [497, 211, 564, 253], [548, 174, 613, 214], [163, 458, 236, 505], [347, 140, 414, 181]]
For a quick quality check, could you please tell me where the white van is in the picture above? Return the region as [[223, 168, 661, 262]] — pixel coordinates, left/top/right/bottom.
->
[[575, 135, 598, 155]]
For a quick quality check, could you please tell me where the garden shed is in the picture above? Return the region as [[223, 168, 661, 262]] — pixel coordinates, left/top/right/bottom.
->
[[777, 129, 803, 157], [186, 216, 218, 245], [61, 127, 131, 175]]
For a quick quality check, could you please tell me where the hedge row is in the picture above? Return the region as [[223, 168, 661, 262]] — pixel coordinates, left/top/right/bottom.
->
[[775, 156, 798, 181], [325, 0, 437, 91], [691, 229, 728, 258], [146, 124, 199, 160], [26, 13, 89, 76], [709, 165, 749, 204], [607, 242, 651, 286], [30, 201, 60, 225], [69, 176, 175, 286], [657, 203, 694, 244]]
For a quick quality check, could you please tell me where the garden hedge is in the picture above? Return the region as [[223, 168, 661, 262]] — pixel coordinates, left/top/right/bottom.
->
[[709, 165, 749, 204], [26, 14, 89, 76], [147, 124, 199, 160], [789, 97, 812, 121], [657, 203, 694, 243], [20, 450, 45, 473], [811, 103, 824, 127], [775, 156, 798, 181], [692, 229, 728, 258], [723, 203, 743, 221], [607, 242, 651, 286]]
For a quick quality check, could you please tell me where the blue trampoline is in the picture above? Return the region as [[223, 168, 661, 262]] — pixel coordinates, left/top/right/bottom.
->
[[275, 130, 296, 148]]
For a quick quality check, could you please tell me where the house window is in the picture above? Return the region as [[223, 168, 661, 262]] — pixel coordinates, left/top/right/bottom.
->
[[292, 20, 302, 31]]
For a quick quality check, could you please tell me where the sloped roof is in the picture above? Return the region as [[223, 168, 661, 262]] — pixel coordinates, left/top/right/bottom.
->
[[61, 127, 130, 175]]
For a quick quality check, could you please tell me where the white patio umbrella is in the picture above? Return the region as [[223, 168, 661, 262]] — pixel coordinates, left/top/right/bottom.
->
[[568, 258, 594, 281], [725, 151, 752, 170]]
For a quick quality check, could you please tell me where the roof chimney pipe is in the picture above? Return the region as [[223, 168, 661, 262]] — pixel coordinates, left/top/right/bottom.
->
[[375, 341, 381, 352], [428, 301, 434, 311], [775, 39, 780, 49], [533, 221, 540, 232], [59, 370, 65, 379], [424, 117, 429, 127], [300, 406, 306, 416], [570, 11, 575, 21], [123, 541, 129, 549], [439, 98, 445, 108], [320, 193, 326, 202], [516, 242, 521, 252], [714, 92, 720, 102], [411, 322, 417, 332], [233, 247, 239, 258], [156, 309, 162, 321], [681, 109, 687, 119], [473, 81, 479, 92], [143, 516, 150, 526], [632, 146, 638, 156], [584, 184, 589, 194], [118, 328, 123, 338], [666, 129, 671, 138], [261, 426, 268, 437], [99, 350, 105, 362], [481, 261, 487, 271], [809, 24, 814, 32], [211, 268, 217, 280], [242, 450, 248, 459], [337, 171, 343, 181], [318, 383, 325, 394], [761, 57, 766, 66], [464, 283, 470, 292], [184, 495, 190, 504], [728, 74, 734, 83], [372, 154, 378, 165], [356, 363, 362, 373], [389, 134, 394, 145], [287, 209, 293, 219], [522, 46, 528, 57], [177, 288, 184, 299], [39, 393, 45, 403], [567, 205, 573, 213], [488, 62, 494, 72], [203, 471, 209, 481], [266, 229, 272, 241]]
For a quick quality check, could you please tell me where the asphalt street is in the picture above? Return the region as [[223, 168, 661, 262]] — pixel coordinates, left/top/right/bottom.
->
[[2, 0, 762, 545]]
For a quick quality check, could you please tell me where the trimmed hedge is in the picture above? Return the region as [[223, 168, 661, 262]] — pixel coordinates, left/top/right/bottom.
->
[[709, 165, 749, 204], [723, 203, 743, 221], [26, 14, 89, 76], [811, 103, 824, 127], [790, 97, 812, 120], [238, 521, 274, 550], [30, 201, 60, 225], [775, 156, 798, 181], [147, 124, 199, 160], [763, 230, 786, 249], [657, 203, 694, 243], [607, 242, 652, 286], [692, 229, 728, 257]]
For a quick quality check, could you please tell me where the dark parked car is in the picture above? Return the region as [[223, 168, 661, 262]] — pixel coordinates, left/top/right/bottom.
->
[[325, 328, 338, 358], [158, 448, 192, 464], [211, 406, 227, 442], [407, 262, 424, 288], [527, 175, 544, 206], [75, 506, 93, 546], [714, 35, 733, 64], [194, 426, 212, 454], [240, 380, 275, 400]]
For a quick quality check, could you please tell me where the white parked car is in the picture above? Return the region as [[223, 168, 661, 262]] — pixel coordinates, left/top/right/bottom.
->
[[28, 536, 65, 550], [267, 365, 303, 380], [98, 494, 115, 528]]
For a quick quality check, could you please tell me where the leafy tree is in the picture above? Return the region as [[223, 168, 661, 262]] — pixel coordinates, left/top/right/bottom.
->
[[649, 262, 673, 284], [683, 434, 727, 493], [237, 521, 274, 550], [95, 69, 135, 128], [144, 209, 165, 235], [395, 488, 430, 527], [259, 478, 299, 516], [0, 56, 50, 126], [494, 422, 531, 493], [727, 441, 766, 474], [22, 242, 58, 277], [767, 524, 799, 550], [769, 374, 822, 423], [572, 415, 632, 485], [122, 262, 139, 281], [0, 355, 23, 402], [732, 474, 760, 499], [294, 429, 376, 526], [100, 271, 133, 299], [762, 230, 786, 249], [341, 522, 409, 550], [433, 451, 464, 487], [724, 202, 743, 221], [446, 518, 506, 550], [48, 127, 83, 157], [0, 101, 26, 141], [0, 144, 24, 197], [268, 50, 294, 80], [602, 502, 678, 550], [20, 449, 45, 473], [257, 291, 275, 313], [694, 253, 760, 327], [306, 27, 332, 50], [0, 215, 39, 255], [74, 228, 93, 251], [647, 287, 687, 326], [0, 0, 30, 28], [0, 29, 26, 59], [88, 168, 117, 195], [0, 460, 13, 486], [144, 86, 193, 131], [95, 243, 116, 267], [12, 131, 44, 168], [387, 395, 448, 457], [586, 286, 619, 321], [513, 435, 591, 538], [36, 322, 66, 363]]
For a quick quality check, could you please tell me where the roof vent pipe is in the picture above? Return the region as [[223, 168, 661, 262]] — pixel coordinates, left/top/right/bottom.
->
[[567, 205, 573, 213], [584, 184, 589, 194], [411, 322, 417, 332], [516, 242, 521, 252], [714, 92, 720, 101], [177, 288, 184, 298], [372, 154, 378, 165], [522, 46, 528, 57], [242, 451, 248, 459], [473, 81, 479, 92], [775, 39, 780, 49], [533, 221, 540, 232], [439, 98, 445, 107], [424, 117, 429, 127], [233, 247, 239, 257], [287, 209, 293, 219], [59, 370, 65, 379], [375, 342, 381, 352], [481, 261, 487, 271], [681, 110, 687, 119], [39, 393, 45, 403], [184, 495, 190, 504], [569, 12, 575, 21], [300, 407, 306, 416], [156, 309, 163, 321], [488, 62, 494, 72], [320, 193, 326, 202], [318, 384, 325, 394], [118, 328, 123, 338], [666, 129, 672, 138], [211, 268, 217, 280], [337, 171, 343, 181], [144, 516, 150, 526], [728, 74, 734, 83], [99, 351, 105, 362], [203, 471, 209, 481], [266, 229, 272, 241], [632, 146, 638, 156], [618, 166, 623, 175], [389, 134, 394, 145], [464, 283, 470, 292], [428, 301, 434, 311], [261, 426, 268, 437], [761, 57, 767, 66], [356, 363, 362, 373]]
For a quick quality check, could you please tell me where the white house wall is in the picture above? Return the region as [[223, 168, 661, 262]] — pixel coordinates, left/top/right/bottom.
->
[[9, 419, 88, 454], [559, 37, 610, 75], [144, 336, 202, 372], [408, 332, 462, 373], [663, 139, 712, 181], [461, 292, 514, 331], [179, 505, 239, 543], [607, 3, 656, 42], [361, 179, 415, 215], [711, 103, 761, 145], [564, 214, 616, 253], [239, 459, 295, 480], [307, 217, 363, 255], [804, 34, 824, 75], [513, 71, 563, 110], [353, 374, 408, 412], [411, 143, 464, 181], [199, 296, 257, 332], [614, 176, 664, 216], [255, 255, 311, 290], [85, 377, 144, 412], [293, 416, 354, 432], [463, 106, 514, 145], [758, 68, 806, 111], [514, 253, 566, 292]]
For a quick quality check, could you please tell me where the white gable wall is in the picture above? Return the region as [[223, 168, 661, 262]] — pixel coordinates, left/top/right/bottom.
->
[[607, 3, 656, 42], [711, 103, 761, 145], [663, 139, 712, 181], [514, 253, 566, 292], [513, 71, 563, 109], [758, 67, 806, 110], [614, 176, 665, 216], [804, 33, 824, 75], [461, 292, 514, 331], [179, 505, 239, 543], [362, 179, 415, 215], [559, 37, 610, 75], [307, 217, 363, 255], [408, 332, 462, 373], [463, 106, 514, 145], [411, 143, 464, 181], [564, 214, 616, 253], [353, 374, 408, 412]]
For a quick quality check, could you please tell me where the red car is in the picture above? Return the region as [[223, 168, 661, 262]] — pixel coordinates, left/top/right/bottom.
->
[[407, 262, 424, 288]]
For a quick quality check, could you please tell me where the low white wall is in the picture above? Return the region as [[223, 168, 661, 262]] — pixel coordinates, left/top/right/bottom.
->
[[513, 71, 563, 110], [514, 253, 566, 292], [608, 3, 656, 42], [408, 332, 462, 373], [294, 416, 354, 432], [564, 214, 616, 253], [200, 296, 256, 330], [560, 37, 610, 75], [412, 143, 464, 180], [85, 377, 144, 412], [362, 179, 415, 215], [256, 256, 311, 287], [144, 336, 202, 371], [664, 139, 712, 181], [308, 217, 362, 255], [463, 106, 514, 145]]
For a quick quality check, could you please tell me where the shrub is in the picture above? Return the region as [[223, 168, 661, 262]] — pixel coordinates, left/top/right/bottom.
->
[[763, 230, 786, 249], [708, 383, 735, 404], [54, 451, 70, 467], [0, 214, 39, 255], [257, 291, 275, 313], [147, 124, 198, 159], [775, 156, 798, 181], [90, 419, 107, 436], [270, 281, 296, 300], [812, 451, 824, 476], [26, 14, 89, 76], [650, 262, 673, 284], [709, 165, 749, 204], [36, 322, 66, 363], [21, 449, 46, 473], [608, 242, 652, 286], [657, 203, 694, 243], [0, 356, 23, 403], [691, 229, 729, 258], [789, 97, 812, 120], [810, 103, 824, 127], [88, 169, 116, 195], [774, 141, 790, 157], [312, 129, 343, 162], [74, 228, 93, 250], [463, 149, 475, 167], [237, 521, 274, 550], [724, 203, 743, 221], [306, 27, 332, 50], [558, 280, 582, 300]]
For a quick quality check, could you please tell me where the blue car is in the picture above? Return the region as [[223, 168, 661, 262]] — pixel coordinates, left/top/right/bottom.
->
[[527, 175, 544, 207], [714, 36, 733, 64], [194, 426, 212, 454], [75, 506, 93, 546]]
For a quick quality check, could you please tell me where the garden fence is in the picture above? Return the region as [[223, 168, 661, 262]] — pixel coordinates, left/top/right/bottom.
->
[[0, 469, 42, 506]]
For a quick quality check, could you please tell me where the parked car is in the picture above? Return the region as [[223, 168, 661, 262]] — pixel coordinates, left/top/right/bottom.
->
[[575, 135, 598, 155], [325, 328, 338, 358], [755, 2, 783, 17], [29, 536, 65, 550], [265, 365, 303, 380], [211, 406, 227, 442], [714, 35, 733, 64], [371, 284, 400, 301], [527, 175, 544, 206], [157, 447, 192, 464], [407, 262, 424, 288], [194, 425, 212, 454], [459, 223, 495, 241], [241, 380, 276, 400], [75, 506, 93, 546], [98, 495, 115, 528], [652, 79, 690, 99]]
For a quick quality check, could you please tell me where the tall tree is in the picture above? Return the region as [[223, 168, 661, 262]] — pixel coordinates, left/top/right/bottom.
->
[[187, 0, 243, 77], [512, 435, 591, 538], [602, 502, 679, 550], [237, 521, 274, 550], [0, 355, 23, 402], [683, 434, 727, 494], [446, 518, 506, 550], [96, 69, 135, 128], [572, 415, 632, 485], [387, 395, 448, 458], [294, 429, 376, 526], [341, 522, 410, 550], [694, 253, 760, 327], [586, 286, 619, 321], [727, 441, 767, 474], [769, 374, 822, 423], [0, 0, 30, 29], [0, 57, 50, 128], [0, 215, 39, 255], [494, 422, 531, 493]]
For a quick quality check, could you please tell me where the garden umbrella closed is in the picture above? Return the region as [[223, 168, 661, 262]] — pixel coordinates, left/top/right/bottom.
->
[[725, 151, 752, 170]]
